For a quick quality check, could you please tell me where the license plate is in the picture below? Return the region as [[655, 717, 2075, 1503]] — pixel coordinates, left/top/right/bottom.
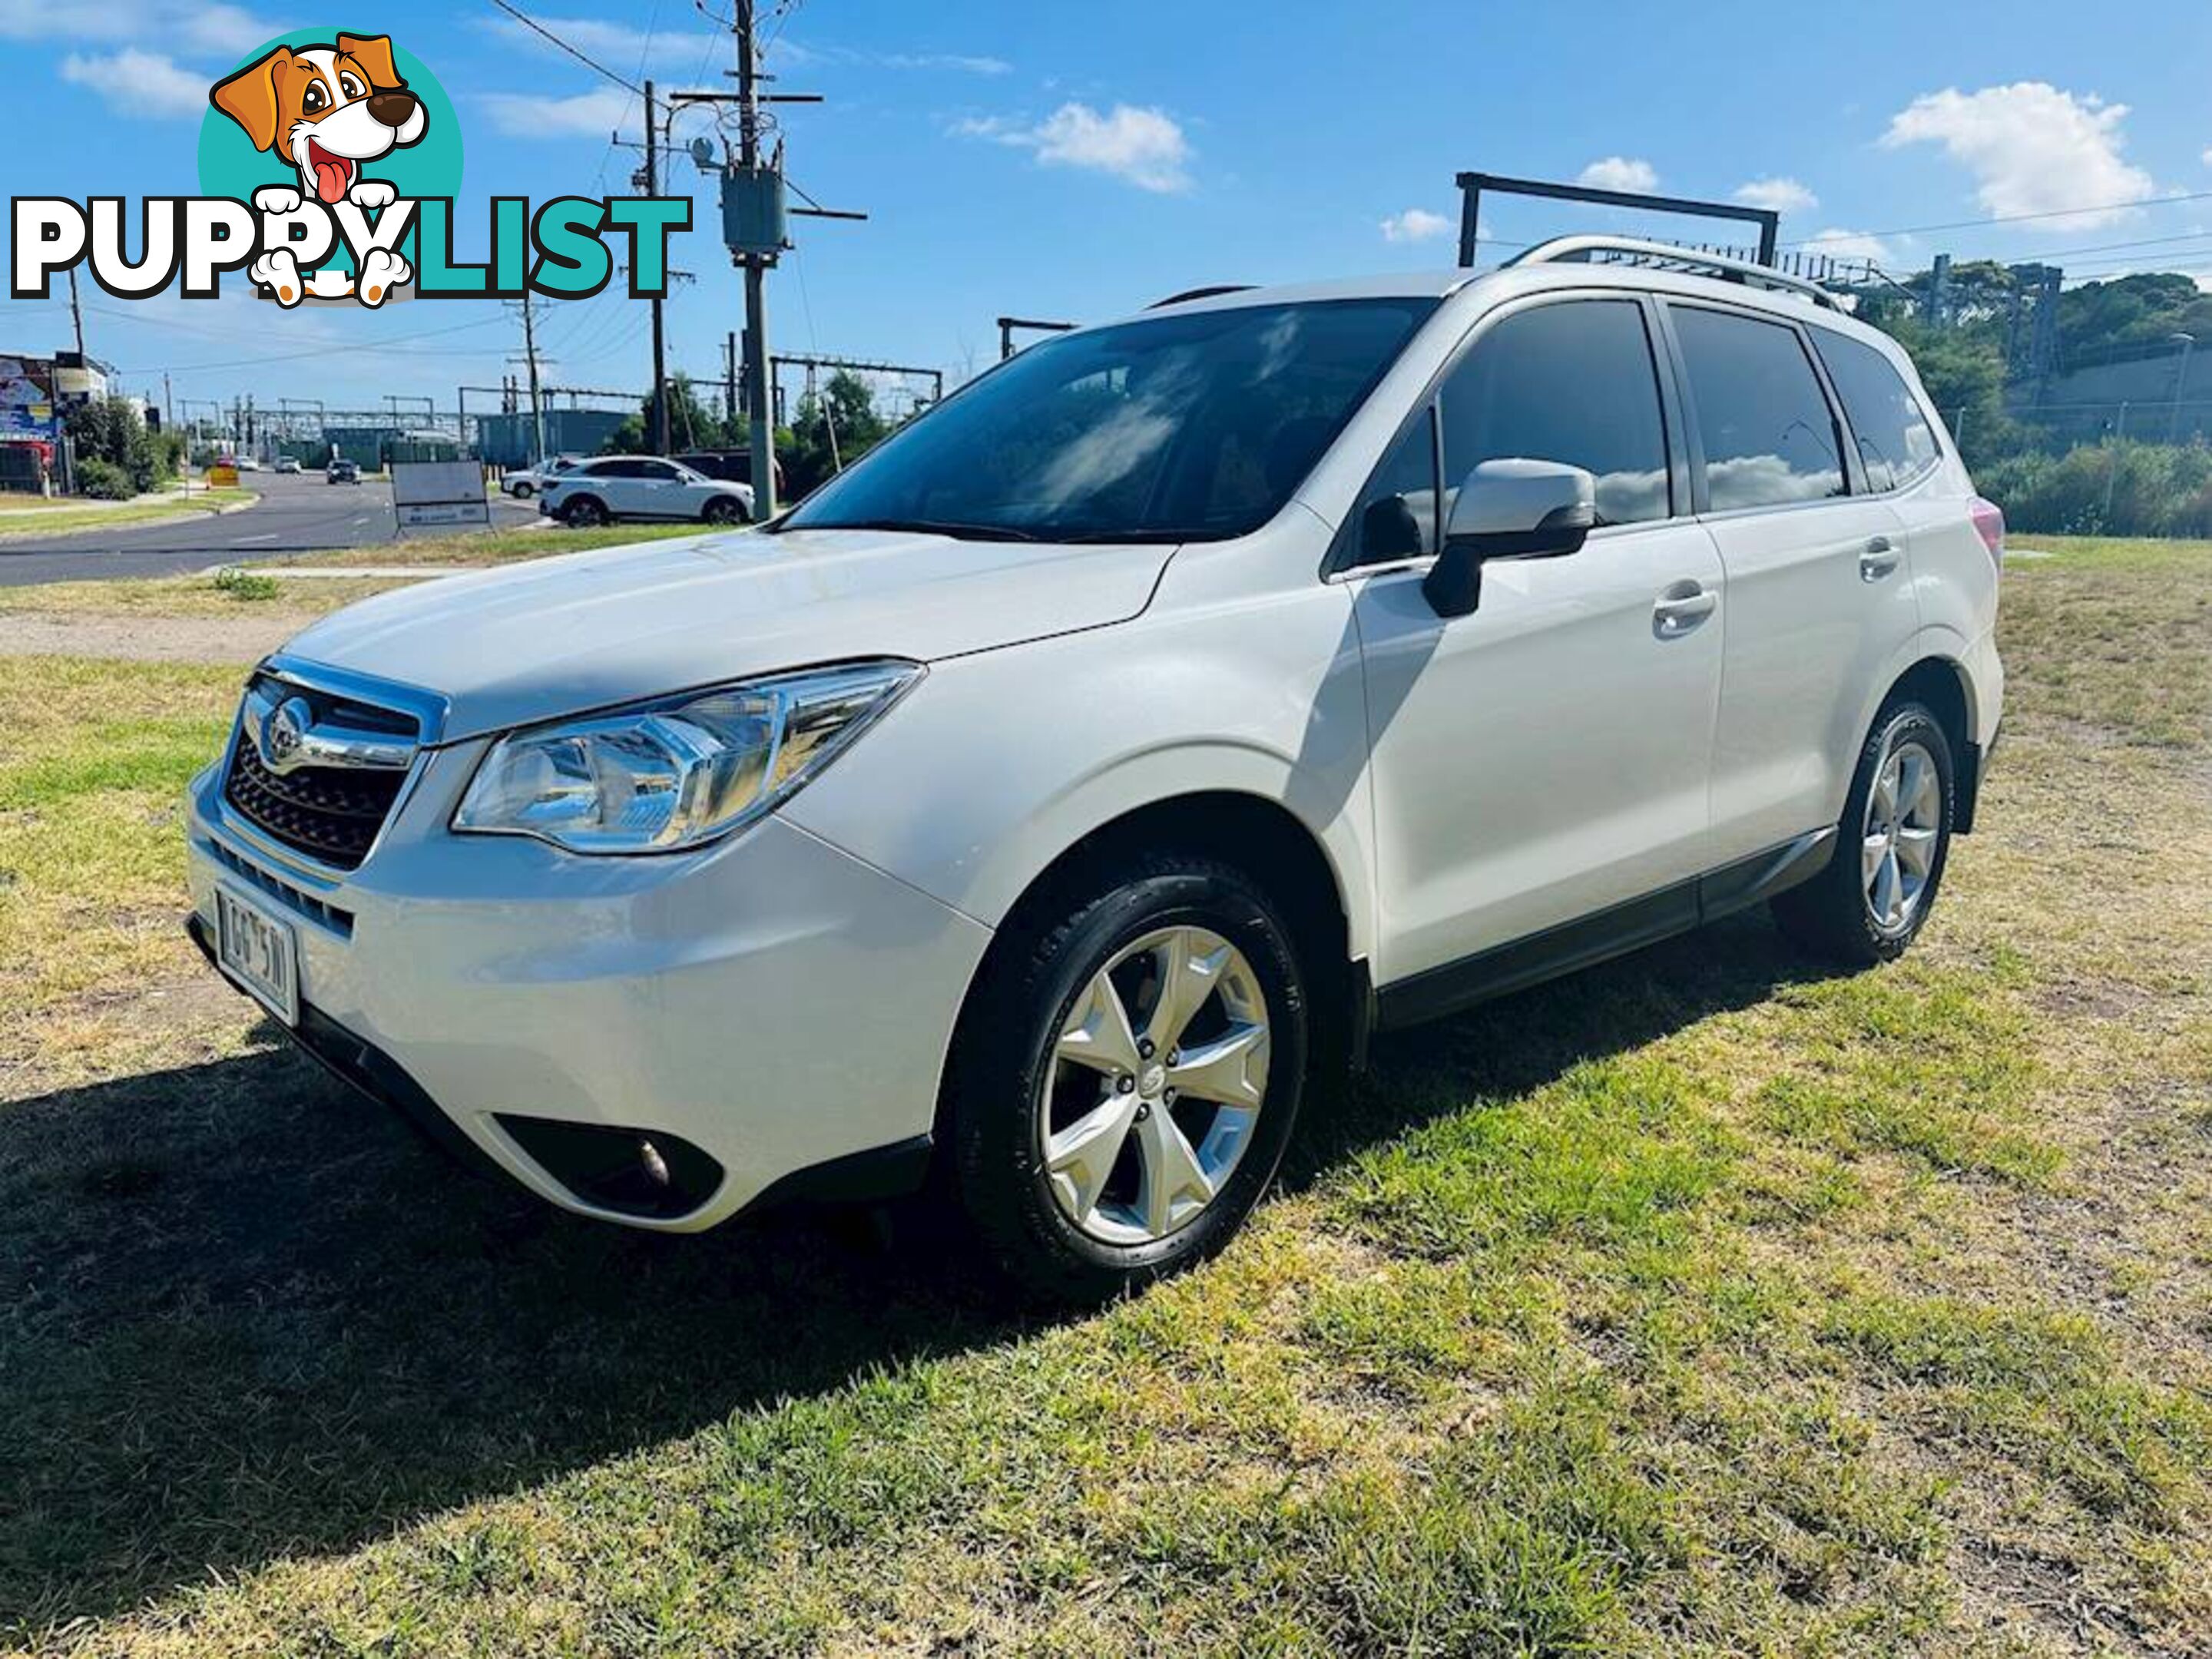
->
[[214, 883, 300, 1026]]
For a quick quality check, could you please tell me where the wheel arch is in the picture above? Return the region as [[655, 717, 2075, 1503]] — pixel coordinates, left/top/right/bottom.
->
[[1867, 646, 1980, 831], [933, 789, 1369, 1152]]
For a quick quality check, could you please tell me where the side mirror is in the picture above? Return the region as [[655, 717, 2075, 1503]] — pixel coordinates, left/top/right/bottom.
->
[[1422, 458, 1597, 619]]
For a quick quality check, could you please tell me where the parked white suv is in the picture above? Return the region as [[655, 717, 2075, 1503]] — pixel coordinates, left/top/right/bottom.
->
[[541, 455, 753, 527], [184, 240, 2003, 1302], [501, 455, 582, 499]]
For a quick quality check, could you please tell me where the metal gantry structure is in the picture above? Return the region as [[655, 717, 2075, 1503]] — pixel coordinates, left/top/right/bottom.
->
[[1453, 171, 1781, 270], [997, 316, 1078, 362]]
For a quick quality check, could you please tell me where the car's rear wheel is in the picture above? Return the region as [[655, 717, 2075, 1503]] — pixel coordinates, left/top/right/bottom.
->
[[1773, 700, 1955, 965], [509, 481, 535, 499], [703, 495, 748, 525], [560, 495, 610, 528], [948, 853, 1309, 1306]]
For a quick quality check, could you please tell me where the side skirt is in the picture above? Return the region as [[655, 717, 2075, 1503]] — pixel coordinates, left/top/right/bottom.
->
[[1373, 828, 1835, 1032]]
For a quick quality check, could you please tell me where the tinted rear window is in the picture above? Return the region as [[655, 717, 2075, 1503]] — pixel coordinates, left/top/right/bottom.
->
[[1672, 306, 1846, 512], [1812, 329, 1942, 492]]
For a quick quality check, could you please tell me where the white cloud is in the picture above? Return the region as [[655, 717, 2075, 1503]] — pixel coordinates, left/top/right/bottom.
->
[[481, 87, 635, 138], [1733, 177, 1817, 214], [2203, 147, 2212, 169], [1802, 227, 1896, 266], [1881, 83, 2154, 227], [0, 0, 276, 56], [1379, 208, 1451, 243], [958, 101, 1193, 193], [1578, 156, 1658, 194], [839, 48, 1011, 75], [59, 47, 210, 118]]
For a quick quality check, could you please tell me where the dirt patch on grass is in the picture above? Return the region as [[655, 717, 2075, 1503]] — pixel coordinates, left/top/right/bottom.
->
[[0, 610, 307, 662]]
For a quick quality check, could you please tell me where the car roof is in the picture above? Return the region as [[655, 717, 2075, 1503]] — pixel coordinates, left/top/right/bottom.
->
[[1134, 256, 1901, 358]]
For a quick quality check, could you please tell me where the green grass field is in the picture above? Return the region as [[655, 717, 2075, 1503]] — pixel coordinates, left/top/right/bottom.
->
[[0, 488, 258, 541], [1, 538, 2207, 1656]]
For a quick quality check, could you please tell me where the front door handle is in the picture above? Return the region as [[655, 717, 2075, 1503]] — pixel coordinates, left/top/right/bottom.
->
[[1859, 536, 1902, 581], [1653, 581, 1717, 639]]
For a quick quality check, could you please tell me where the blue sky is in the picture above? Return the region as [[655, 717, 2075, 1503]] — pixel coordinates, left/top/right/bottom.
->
[[5, 0, 2211, 422]]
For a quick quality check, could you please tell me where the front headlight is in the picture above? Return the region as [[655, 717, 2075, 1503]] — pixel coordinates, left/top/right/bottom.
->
[[452, 659, 921, 854]]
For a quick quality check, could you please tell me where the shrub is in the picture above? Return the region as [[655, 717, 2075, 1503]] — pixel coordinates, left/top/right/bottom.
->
[[212, 566, 281, 601], [74, 458, 133, 500], [1979, 439, 2212, 538]]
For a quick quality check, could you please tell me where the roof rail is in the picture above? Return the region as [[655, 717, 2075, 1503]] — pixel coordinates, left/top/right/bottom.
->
[[1505, 236, 1844, 311], [1149, 284, 1256, 309]]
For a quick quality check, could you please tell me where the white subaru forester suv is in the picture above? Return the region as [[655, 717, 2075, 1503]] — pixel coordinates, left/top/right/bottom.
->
[[186, 238, 2004, 1303]]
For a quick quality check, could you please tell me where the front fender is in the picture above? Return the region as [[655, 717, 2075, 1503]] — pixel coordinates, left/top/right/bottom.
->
[[783, 584, 1379, 963]]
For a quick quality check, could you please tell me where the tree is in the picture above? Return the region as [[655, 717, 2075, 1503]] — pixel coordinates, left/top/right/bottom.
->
[[604, 373, 741, 455], [61, 395, 170, 495], [782, 371, 892, 498], [2057, 273, 2212, 364], [1873, 317, 2015, 469]]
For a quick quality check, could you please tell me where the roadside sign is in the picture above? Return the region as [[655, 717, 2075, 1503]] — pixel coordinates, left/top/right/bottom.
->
[[392, 458, 490, 531], [207, 463, 240, 486], [0, 356, 59, 445]]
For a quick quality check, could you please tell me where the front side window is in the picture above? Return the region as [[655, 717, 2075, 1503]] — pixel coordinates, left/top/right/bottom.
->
[[1438, 300, 1673, 528], [1812, 329, 1942, 492], [1353, 406, 1440, 563], [782, 298, 1437, 543], [1671, 306, 1846, 512]]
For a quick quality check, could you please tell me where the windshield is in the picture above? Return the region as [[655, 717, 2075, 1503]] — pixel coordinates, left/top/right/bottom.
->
[[780, 297, 1436, 543]]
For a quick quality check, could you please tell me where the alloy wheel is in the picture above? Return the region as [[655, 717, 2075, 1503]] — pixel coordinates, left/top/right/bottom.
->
[[1862, 736, 1940, 933], [1038, 925, 1271, 1245]]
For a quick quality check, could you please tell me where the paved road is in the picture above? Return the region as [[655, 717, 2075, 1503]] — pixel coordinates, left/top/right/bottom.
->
[[0, 472, 542, 587]]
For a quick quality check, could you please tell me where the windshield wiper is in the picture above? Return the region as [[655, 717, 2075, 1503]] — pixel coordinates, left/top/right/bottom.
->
[[801, 517, 1045, 543]]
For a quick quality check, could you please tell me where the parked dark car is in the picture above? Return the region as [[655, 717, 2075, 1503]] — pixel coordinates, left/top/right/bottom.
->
[[674, 450, 786, 492], [326, 458, 361, 484]]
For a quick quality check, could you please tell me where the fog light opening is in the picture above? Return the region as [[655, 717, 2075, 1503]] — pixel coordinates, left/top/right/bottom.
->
[[493, 1115, 724, 1220]]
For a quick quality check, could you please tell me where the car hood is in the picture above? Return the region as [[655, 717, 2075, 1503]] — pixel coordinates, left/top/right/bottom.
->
[[279, 525, 1175, 741]]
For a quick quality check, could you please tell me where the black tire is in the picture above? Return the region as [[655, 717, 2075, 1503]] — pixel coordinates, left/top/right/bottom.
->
[[948, 853, 1310, 1306], [560, 495, 609, 528], [509, 481, 535, 500], [1773, 700, 1955, 966], [703, 495, 747, 525]]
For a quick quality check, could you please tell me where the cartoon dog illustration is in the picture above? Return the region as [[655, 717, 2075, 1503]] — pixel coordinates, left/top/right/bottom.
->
[[210, 35, 423, 306]]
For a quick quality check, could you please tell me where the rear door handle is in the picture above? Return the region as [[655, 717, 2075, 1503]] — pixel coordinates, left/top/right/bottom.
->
[[1859, 536, 1902, 581], [1652, 582, 1717, 638]]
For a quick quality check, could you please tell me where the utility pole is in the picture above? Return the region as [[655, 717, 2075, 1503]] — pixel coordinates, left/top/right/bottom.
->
[[725, 330, 739, 425], [518, 290, 548, 464], [162, 372, 173, 432], [67, 268, 86, 361], [671, 1, 860, 517], [644, 78, 671, 456], [735, 0, 774, 515]]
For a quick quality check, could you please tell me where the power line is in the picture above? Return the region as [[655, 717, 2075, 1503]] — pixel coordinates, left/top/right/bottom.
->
[[1783, 189, 2212, 249], [104, 315, 509, 373], [484, 0, 643, 94]]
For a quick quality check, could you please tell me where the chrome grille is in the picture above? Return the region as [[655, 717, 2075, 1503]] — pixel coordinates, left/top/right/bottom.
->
[[220, 671, 421, 872]]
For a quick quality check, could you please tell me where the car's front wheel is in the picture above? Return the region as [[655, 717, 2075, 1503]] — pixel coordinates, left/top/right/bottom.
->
[[703, 495, 748, 525], [559, 495, 610, 528], [509, 481, 535, 499], [1773, 700, 1955, 965], [948, 853, 1310, 1305]]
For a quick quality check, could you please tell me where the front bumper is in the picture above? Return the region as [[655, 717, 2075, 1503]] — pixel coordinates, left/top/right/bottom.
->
[[184, 752, 992, 1231]]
